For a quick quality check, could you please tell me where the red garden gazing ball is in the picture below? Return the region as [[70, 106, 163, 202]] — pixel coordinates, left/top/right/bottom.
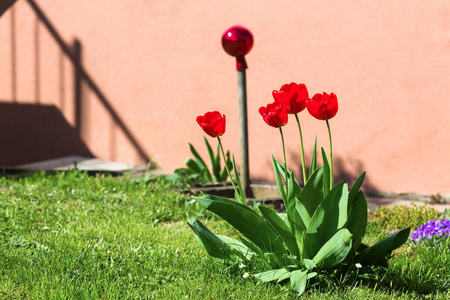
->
[[222, 25, 254, 70]]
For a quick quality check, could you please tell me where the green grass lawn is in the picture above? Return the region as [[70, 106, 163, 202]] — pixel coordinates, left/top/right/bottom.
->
[[0, 171, 449, 299]]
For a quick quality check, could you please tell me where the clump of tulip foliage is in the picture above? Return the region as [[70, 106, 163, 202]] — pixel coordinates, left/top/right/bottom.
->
[[188, 83, 410, 295]]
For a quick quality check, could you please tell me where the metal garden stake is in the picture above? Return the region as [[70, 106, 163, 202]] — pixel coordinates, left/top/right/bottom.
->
[[221, 25, 254, 197]]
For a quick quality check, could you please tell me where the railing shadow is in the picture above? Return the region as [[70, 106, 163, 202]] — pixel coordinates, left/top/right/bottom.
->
[[0, 0, 16, 17], [17, 0, 150, 162]]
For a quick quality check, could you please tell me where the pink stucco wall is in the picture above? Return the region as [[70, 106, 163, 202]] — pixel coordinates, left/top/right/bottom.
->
[[1, 0, 449, 196]]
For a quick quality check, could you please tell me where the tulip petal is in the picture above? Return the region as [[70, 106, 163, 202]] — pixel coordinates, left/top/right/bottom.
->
[[197, 111, 226, 137], [307, 92, 338, 120], [259, 101, 288, 128], [272, 83, 308, 114]]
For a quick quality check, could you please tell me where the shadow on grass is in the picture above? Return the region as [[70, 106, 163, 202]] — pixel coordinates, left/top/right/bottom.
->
[[305, 263, 447, 298]]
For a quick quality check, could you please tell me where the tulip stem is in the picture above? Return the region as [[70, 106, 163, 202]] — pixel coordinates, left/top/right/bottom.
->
[[295, 114, 307, 187], [217, 136, 240, 200], [326, 120, 333, 189], [279, 127, 288, 197]]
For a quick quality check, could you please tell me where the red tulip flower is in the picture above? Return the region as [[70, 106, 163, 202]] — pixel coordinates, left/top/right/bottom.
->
[[259, 101, 288, 128], [306, 92, 338, 120], [196, 111, 226, 137], [272, 83, 309, 114]]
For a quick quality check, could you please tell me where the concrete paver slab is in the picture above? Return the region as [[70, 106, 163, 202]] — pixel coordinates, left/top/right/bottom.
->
[[11, 155, 136, 173], [366, 197, 450, 214]]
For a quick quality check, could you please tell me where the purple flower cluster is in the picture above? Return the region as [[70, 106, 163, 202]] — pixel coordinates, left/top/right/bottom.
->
[[411, 219, 450, 244]]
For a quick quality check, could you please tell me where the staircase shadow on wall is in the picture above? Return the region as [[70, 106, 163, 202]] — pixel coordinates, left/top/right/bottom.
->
[[0, 102, 93, 167], [1, 0, 151, 167]]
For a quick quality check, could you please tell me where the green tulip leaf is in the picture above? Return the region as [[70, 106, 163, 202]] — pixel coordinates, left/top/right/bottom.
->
[[271, 155, 286, 202], [215, 141, 221, 166], [189, 142, 211, 178], [309, 137, 318, 179], [200, 169, 212, 183], [290, 269, 308, 295], [219, 150, 232, 181], [281, 254, 303, 268], [259, 205, 300, 259], [187, 217, 246, 263], [336, 180, 349, 229], [303, 214, 326, 258], [299, 167, 324, 217], [312, 228, 353, 269], [204, 137, 220, 182], [265, 252, 281, 266], [303, 258, 316, 270], [185, 158, 202, 173], [357, 243, 369, 252], [186, 143, 213, 182], [291, 199, 310, 257], [285, 170, 303, 237], [274, 158, 287, 180], [238, 236, 270, 267], [345, 191, 367, 252], [233, 191, 242, 205], [356, 227, 410, 267], [272, 160, 303, 237], [274, 159, 302, 196], [307, 272, 317, 280], [254, 268, 290, 283], [348, 172, 366, 206], [231, 156, 245, 205], [321, 148, 331, 198], [189, 143, 206, 167], [195, 194, 286, 255], [294, 200, 311, 230], [215, 234, 253, 260], [277, 271, 293, 283], [305, 181, 348, 256]]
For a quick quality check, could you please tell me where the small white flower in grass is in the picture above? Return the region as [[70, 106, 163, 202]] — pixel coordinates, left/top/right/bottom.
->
[[43, 226, 49, 230], [71, 189, 75, 194], [355, 263, 362, 269], [190, 199, 196, 204], [242, 272, 250, 278], [239, 263, 245, 269]]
